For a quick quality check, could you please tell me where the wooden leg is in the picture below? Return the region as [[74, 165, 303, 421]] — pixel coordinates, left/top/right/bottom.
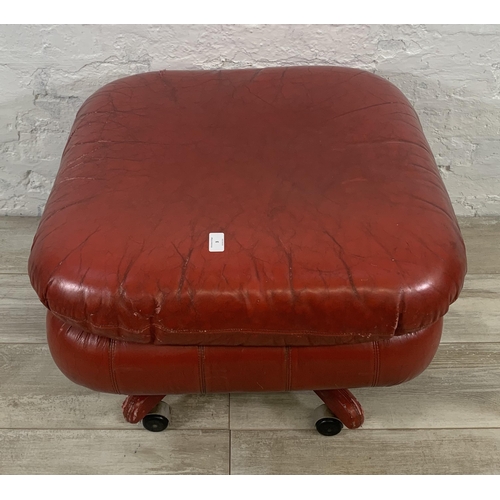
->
[[314, 389, 364, 429], [122, 395, 166, 424]]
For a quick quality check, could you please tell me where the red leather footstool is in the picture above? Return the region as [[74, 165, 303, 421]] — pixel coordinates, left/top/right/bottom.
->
[[28, 67, 466, 435]]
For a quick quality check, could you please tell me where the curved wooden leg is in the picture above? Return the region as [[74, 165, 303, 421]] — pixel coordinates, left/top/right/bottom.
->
[[314, 389, 364, 429], [122, 395, 166, 424]]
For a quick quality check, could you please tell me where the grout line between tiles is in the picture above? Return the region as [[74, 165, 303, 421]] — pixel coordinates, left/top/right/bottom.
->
[[228, 426, 500, 432], [0, 271, 32, 275], [229, 430, 232, 475], [0, 342, 49, 345], [1, 427, 500, 432], [0, 427, 231, 432]]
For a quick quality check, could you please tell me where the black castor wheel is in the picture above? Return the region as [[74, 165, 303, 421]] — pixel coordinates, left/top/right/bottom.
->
[[313, 403, 344, 436], [142, 401, 171, 432], [315, 416, 343, 436], [142, 414, 169, 432]]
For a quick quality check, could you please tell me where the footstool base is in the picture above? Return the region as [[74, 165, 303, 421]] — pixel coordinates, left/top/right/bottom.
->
[[122, 389, 364, 435]]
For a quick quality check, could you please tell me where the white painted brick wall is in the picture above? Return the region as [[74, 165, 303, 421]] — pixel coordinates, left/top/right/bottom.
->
[[1, 24, 499, 216]]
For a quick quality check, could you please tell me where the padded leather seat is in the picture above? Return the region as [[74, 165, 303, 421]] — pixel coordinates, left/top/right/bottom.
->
[[28, 67, 466, 433]]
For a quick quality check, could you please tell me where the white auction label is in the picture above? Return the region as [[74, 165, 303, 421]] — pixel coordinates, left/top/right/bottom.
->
[[209, 233, 224, 252]]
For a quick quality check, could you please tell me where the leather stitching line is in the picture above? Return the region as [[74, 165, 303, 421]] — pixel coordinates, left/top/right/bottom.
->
[[372, 341, 381, 387], [285, 347, 291, 391], [49, 311, 412, 337], [108, 339, 120, 394], [198, 346, 206, 394]]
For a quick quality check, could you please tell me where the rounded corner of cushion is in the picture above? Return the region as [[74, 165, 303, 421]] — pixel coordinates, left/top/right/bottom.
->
[[395, 243, 467, 334], [46, 312, 118, 394], [72, 72, 151, 123], [377, 318, 443, 387]]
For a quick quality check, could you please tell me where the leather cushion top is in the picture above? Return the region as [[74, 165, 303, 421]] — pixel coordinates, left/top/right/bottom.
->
[[28, 67, 467, 346]]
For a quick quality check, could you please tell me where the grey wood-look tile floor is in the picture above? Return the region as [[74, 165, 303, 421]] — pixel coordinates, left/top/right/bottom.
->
[[0, 216, 499, 474]]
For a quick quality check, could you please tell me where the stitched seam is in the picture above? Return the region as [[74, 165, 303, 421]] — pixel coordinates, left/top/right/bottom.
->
[[108, 339, 120, 394], [285, 347, 291, 391], [198, 346, 206, 394], [50, 310, 416, 336], [372, 341, 381, 387]]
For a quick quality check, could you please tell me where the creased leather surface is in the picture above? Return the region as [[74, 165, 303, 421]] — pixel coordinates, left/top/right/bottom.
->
[[47, 312, 442, 395], [29, 67, 466, 346]]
